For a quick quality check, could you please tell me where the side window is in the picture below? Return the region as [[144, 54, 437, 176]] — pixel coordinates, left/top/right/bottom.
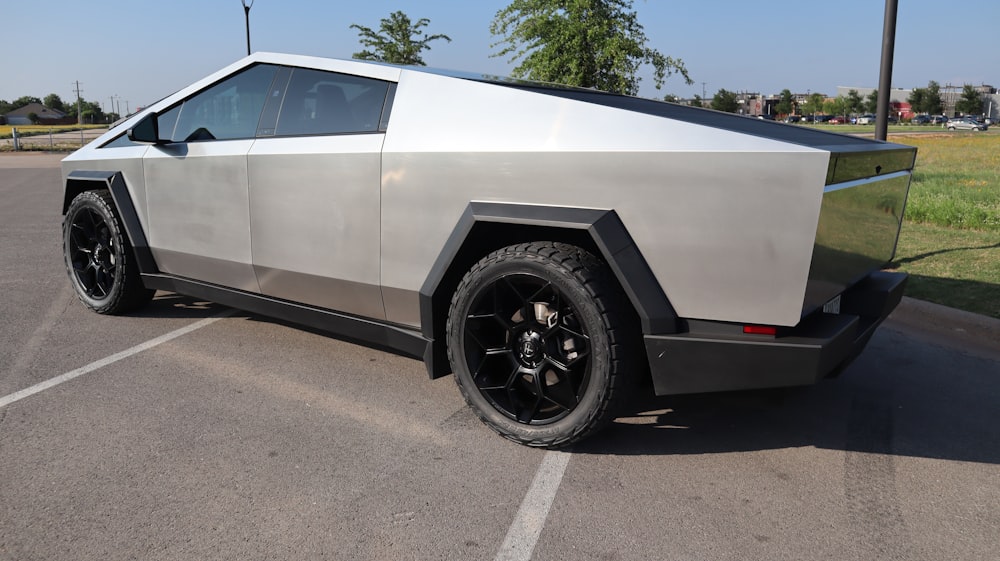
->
[[274, 68, 390, 136], [157, 105, 181, 142], [171, 64, 278, 142]]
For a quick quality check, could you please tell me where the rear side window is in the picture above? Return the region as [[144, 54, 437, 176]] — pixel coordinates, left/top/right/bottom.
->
[[274, 68, 390, 136], [170, 64, 278, 142]]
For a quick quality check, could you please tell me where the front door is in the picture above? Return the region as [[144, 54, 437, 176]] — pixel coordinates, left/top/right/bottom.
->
[[143, 64, 279, 292], [248, 68, 392, 319]]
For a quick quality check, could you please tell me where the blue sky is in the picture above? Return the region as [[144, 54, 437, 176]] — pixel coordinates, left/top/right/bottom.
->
[[4, 0, 999, 111]]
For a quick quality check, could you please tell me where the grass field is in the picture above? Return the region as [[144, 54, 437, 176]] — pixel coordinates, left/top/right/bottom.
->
[[887, 133, 1000, 318], [896, 133, 1000, 232], [889, 222, 999, 319], [0, 124, 105, 138], [804, 123, 948, 135]]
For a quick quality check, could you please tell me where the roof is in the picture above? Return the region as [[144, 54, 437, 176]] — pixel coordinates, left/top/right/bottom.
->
[[3, 103, 66, 119]]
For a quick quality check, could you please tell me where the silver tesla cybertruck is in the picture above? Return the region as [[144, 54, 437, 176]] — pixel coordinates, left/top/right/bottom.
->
[[61, 53, 914, 447]]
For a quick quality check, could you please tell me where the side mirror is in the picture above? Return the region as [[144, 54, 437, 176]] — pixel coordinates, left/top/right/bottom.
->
[[127, 113, 164, 144]]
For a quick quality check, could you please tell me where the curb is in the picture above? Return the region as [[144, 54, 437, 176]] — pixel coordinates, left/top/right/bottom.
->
[[887, 296, 1000, 357]]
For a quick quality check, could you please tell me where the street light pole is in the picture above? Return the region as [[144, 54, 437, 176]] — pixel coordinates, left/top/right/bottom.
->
[[875, 0, 899, 141], [242, 0, 254, 56]]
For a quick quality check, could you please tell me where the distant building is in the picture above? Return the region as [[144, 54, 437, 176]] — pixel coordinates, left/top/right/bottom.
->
[[838, 84, 1000, 119], [1, 103, 73, 125]]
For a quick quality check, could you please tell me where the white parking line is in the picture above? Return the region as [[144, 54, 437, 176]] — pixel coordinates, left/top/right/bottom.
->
[[0, 311, 234, 409], [494, 450, 572, 561]]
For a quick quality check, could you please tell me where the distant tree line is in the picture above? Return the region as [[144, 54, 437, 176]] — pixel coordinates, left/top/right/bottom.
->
[[0, 93, 116, 124]]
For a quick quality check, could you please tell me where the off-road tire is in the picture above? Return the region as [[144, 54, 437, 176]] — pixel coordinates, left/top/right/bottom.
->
[[63, 190, 154, 314], [446, 242, 634, 448]]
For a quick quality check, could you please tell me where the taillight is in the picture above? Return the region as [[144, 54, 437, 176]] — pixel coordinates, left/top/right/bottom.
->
[[743, 325, 777, 336]]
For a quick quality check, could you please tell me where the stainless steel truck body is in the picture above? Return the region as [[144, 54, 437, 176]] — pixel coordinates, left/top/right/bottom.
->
[[61, 53, 913, 446]]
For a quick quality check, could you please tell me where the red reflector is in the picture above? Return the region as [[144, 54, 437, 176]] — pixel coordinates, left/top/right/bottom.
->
[[743, 325, 777, 336]]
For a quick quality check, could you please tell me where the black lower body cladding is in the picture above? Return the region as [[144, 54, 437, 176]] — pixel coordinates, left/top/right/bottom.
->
[[644, 271, 907, 395]]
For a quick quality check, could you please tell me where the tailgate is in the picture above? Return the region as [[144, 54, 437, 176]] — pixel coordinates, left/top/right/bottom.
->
[[803, 144, 917, 317]]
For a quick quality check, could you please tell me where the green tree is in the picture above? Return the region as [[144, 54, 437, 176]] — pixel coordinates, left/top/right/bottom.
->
[[490, 0, 692, 95], [906, 81, 943, 115], [43, 93, 66, 113], [924, 81, 943, 115], [66, 100, 105, 123], [775, 89, 795, 115], [824, 95, 849, 117], [663, 94, 679, 103], [689, 95, 704, 108], [955, 84, 983, 115], [27, 112, 40, 124], [350, 11, 451, 66], [801, 93, 825, 116], [0, 99, 12, 114], [846, 89, 863, 115], [907, 87, 926, 114], [710, 88, 738, 113], [865, 89, 878, 114], [11, 96, 41, 110]]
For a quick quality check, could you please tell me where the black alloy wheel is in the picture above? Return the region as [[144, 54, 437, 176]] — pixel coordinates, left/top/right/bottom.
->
[[67, 203, 117, 300], [464, 271, 592, 425]]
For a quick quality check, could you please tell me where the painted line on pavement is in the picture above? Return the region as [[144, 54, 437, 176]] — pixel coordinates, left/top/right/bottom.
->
[[494, 450, 572, 561], [0, 311, 234, 409]]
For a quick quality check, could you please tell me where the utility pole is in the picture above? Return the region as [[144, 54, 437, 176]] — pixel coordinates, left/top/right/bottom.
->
[[73, 81, 84, 125], [242, 0, 254, 55]]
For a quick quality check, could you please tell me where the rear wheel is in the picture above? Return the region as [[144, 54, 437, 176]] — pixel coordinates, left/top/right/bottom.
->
[[63, 190, 154, 314], [446, 242, 633, 448]]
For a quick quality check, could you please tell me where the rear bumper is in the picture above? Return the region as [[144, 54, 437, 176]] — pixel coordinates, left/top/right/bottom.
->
[[644, 271, 907, 395]]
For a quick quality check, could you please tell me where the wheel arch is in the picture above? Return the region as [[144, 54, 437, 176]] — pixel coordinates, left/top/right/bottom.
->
[[419, 202, 678, 379], [63, 170, 158, 274]]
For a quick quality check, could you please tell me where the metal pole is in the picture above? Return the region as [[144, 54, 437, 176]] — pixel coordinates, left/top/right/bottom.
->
[[875, 0, 898, 141], [243, 2, 252, 55]]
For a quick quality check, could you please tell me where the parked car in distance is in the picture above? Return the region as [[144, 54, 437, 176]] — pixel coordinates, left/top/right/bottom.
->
[[948, 117, 989, 131], [931, 115, 948, 124], [911, 115, 932, 124], [829, 116, 849, 124], [856, 114, 876, 125], [58, 52, 916, 448], [783, 115, 802, 123]]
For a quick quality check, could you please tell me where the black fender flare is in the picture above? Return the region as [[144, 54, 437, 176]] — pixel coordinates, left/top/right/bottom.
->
[[419, 202, 678, 378], [64, 170, 158, 274]]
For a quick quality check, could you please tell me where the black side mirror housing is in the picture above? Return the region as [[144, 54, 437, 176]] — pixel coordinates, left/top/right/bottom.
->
[[127, 113, 163, 144]]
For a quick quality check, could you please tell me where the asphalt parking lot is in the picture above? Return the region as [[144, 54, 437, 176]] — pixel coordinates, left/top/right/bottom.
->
[[1, 153, 998, 561]]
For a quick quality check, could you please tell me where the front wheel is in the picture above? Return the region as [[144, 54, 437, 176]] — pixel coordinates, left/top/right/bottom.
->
[[63, 190, 154, 314], [446, 242, 634, 448]]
